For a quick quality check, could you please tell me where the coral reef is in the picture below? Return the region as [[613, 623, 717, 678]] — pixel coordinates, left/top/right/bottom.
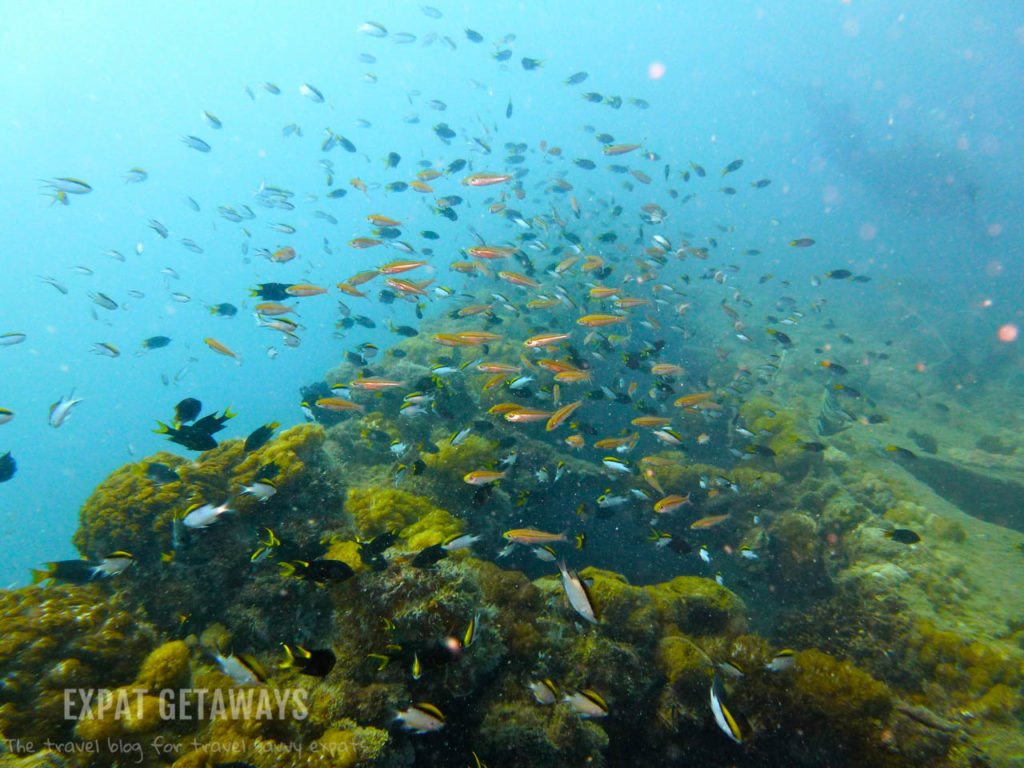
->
[[6, 349, 1024, 768]]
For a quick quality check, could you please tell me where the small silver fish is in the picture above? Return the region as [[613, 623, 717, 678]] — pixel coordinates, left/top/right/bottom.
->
[[558, 560, 597, 624], [49, 389, 84, 428]]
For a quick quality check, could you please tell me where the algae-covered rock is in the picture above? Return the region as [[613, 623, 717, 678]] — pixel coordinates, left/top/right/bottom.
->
[[345, 486, 457, 540], [643, 575, 748, 637], [656, 635, 711, 696], [74, 424, 328, 564], [135, 640, 192, 692], [314, 720, 390, 768], [0, 584, 157, 743]]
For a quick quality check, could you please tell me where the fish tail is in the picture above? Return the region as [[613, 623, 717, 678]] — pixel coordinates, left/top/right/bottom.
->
[[31, 568, 52, 584]]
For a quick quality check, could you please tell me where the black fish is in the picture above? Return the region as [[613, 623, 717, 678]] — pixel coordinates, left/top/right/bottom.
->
[[722, 159, 744, 175], [465, 27, 484, 43], [690, 162, 706, 177], [411, 543, 447, 568], [565, 71, 588, 85], [887, 528, 921, 545], [288, 559, 354, 584], [434, 123, 456, 140], [798, 442, 827, 452], [155, 422, 218, 451], [327, 188, 348, 198], [752, 179, 772, 188], [606, 95, 622, 109], [826, 269, 853, 280], [447, 158, 467, 174], [574, 158, 595, 170], [245, 422, 279, 452], [420, 230, 440, 240], [390, 325, 418, 337], [143, 335, 171, 350], [506, 99, 513, 119], [0, 451, 15, 483], [493, 49, 512, 61], [358, 531, 397, 571], [582, 92, 603, 103], [145, 462, 179, 484], [521, 57, 542, 70], [209, 303, 238, 317], [361, 531, 397, 556], [668, 538, 692, 556], [281, 645, 336, 678], [886, 445, 917, 460], [387, 181, 408, 192], [249, 282, 294, 301], [192, 409, 234, 435], [354, 315, 376, 328], [385, 151, 401, 169], [174, 397, 202, 424], [31, 559, 97, 584]]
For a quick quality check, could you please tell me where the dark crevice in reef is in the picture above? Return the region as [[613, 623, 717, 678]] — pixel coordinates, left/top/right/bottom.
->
[[895, 455, 1024, 532]]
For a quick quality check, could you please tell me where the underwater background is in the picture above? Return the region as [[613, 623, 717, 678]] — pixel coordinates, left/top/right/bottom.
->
[[2, 0, 1024, 766]]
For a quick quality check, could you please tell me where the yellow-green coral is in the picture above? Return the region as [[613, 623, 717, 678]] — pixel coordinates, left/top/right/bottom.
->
[[421, 433, 499, 483], [229, 422, 326, 492], [74, 424, 326, 561], [135, 640, 192, 692], [344, 486, 461, 545], [314, 721, 390, 768], [643, 575, 748, 637], [0, 584, 157, 743]]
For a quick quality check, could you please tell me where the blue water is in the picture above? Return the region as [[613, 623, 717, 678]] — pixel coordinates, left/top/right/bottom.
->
[[1, 0, 1021, 586]]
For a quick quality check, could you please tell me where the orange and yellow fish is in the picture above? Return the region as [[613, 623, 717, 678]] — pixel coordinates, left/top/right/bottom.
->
[[577, 314, 625, 328], [350, 377, 405, 390], [523, 332, 571, 348], [285, 284, 328, 297], [503, 528, 567, 545], [602, 143, 642, 156], [462, 172, 513, 187], [379, 260, 427, 275], [546, 399, 582, 431], [204, 337, 238, 360], [315, 397, 363, 412], [690, 514, 731, 529], [653, 494, 690, 515], [464, 469, 508, 485]]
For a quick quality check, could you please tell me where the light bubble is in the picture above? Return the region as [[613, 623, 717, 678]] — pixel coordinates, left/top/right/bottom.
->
[[858, 222, 878, 240], [648, 61, 666, 80], [997, 324, 1018, 343]]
